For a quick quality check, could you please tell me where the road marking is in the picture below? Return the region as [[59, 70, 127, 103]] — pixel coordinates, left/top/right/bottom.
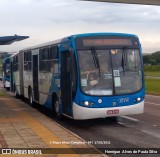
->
[[121, 116, 139, 122], [145, 101, 160, 106], [141, 129, 160, 139]]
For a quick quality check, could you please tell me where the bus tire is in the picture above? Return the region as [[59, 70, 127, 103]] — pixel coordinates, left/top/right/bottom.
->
[[52, 94, 62, 118]]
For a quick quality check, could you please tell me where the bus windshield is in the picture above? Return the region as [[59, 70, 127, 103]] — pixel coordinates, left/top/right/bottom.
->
[[78, 49, 142, 96]]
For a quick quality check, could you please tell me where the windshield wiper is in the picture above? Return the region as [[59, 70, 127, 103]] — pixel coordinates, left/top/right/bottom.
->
[[121, 47, 127, 75], [91, 47, 101, 75], [134, 51, 138, 70]]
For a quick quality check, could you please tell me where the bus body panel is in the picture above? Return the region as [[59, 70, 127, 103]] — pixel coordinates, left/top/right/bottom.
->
[[13, 71, 20, 95], [23, 70, 32, 98], [75, 88, 145, 108], [22, 44, 61, 110]]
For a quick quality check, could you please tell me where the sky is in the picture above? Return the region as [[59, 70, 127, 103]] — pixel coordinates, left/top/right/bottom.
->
[[0, 0, 160, 54]]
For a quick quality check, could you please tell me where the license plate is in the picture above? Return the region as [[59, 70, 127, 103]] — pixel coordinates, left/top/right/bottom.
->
[[107, 109, 119, 115]]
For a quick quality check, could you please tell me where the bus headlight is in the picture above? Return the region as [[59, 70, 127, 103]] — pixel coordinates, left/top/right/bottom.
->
[[137, 97, 141, 102], [81, 101, 94, 107], [84, 101, 89, 106], [134, 97, 141, 103]]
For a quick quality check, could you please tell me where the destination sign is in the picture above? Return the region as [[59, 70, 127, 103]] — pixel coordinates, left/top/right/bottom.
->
[[83, 38, 132, 46]]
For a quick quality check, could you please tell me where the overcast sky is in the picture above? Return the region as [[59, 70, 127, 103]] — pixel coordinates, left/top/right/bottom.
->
[[0, 0, 160, 53]]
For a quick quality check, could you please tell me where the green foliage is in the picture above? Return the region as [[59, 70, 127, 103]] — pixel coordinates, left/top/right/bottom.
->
[[143, 51, 160, 65]]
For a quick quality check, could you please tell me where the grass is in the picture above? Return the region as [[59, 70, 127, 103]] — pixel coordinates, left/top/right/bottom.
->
[[144, 65, 160, 71], [144, 71, 160, 77], [145, 78, 160, 95]]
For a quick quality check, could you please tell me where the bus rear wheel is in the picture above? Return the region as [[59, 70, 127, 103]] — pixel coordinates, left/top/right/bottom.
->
[[52, 96, 62, 118]]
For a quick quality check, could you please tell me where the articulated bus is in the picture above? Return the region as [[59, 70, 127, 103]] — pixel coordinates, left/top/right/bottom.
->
[[10, 33, 145, 120], [2, 57, 11, 89]]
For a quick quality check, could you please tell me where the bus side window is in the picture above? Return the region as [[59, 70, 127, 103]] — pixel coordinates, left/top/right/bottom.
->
[[50, 46, 58, 59], [24, 51, 27, 71], [50, 45, 58, 74], [27, 51, 32, 71], [24, 51, 32, 71], [41, 47, 50, 72], [39, 49, 43, 71]]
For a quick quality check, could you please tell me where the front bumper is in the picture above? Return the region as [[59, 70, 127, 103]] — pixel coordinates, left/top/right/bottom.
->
[[73, 101, 144, 120]]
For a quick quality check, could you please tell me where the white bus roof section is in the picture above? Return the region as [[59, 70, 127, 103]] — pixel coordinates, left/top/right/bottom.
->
[[83, 0, 160, 5]]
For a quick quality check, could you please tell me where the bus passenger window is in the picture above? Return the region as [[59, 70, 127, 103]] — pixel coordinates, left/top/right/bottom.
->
[[50, 46, 58, 59]]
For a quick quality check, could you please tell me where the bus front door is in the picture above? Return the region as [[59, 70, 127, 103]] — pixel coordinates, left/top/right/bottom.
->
[[61, 51, 72, 117]]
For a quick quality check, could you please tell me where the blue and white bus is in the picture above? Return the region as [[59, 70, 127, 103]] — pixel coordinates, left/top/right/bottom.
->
[[11, 33, 145, 120], [2, 57, 11, 89]]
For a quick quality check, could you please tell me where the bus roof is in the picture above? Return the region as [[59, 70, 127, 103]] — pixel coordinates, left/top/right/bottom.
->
[[22, 32, 138, 51], [71, 32, 138, 38]]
